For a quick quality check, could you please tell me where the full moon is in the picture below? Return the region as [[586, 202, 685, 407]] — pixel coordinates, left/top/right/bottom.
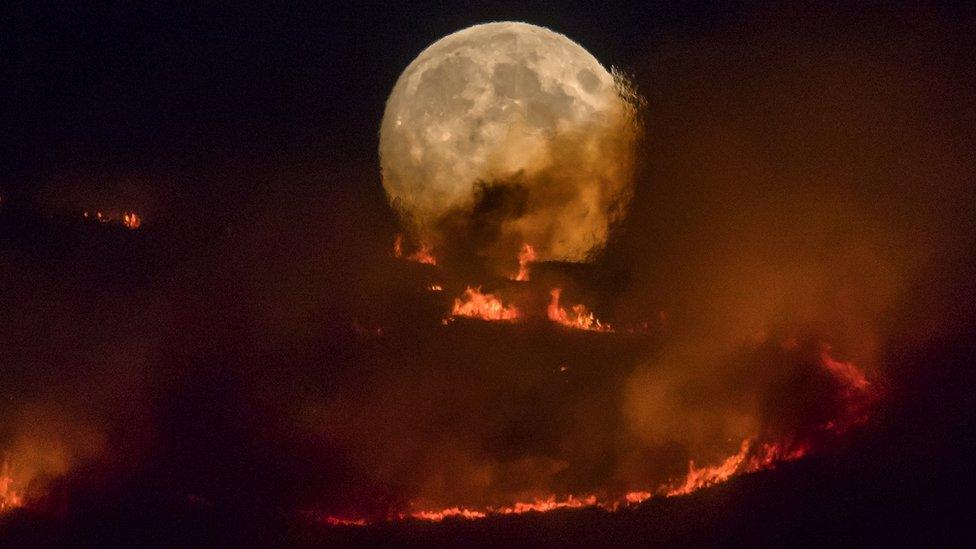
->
[[380, 22, 639, 264]]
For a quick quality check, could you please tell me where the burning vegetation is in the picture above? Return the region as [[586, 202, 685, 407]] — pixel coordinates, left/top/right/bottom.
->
[[0, 461, 23, 513], [296, 338, 878, 525], [83, 210, 142, 229], [2, 5, 973, 545], [450, 286, 519, 321], [284, 229, 885, 528], [394, 234, 437, 265], [547, 288, 612, 332]]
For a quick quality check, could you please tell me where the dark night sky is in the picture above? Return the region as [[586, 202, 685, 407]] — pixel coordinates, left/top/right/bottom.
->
[[6, 2, 972, 213], [2, 2, 976, 546], [6, 2, 970, 178], [5, 2, 733, 194]]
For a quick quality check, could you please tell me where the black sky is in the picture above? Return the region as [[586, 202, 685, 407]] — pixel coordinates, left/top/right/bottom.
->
[[4, 2, 732, 195]]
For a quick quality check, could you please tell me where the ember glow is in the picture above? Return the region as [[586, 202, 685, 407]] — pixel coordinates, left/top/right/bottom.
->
[[450, 286, 519, 321], [547, 288, 612, 332]]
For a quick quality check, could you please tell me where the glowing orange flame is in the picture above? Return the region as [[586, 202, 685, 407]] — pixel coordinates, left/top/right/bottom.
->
[[398, 494, 599, 523], [514, 243, 536, 281], [324, 515, 368, 527], [661, 438, 813, 497], [547, 288, 611, 332], [624, 491, 652, 504], [451, 287, 519, 321], [0, 460, 24, 513], [82, 210, 142, 229], [408, 507, 487, 521], [656, 348, 875, 498], [311, 342, 877, 527], [495, 494, 597, 514], [121, 212, 141, 229], [394, 234, 437, 265], [661, 440, 753, 497]]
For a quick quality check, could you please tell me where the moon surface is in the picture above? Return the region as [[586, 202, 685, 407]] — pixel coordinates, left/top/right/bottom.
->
[[380, 21, 639, 264]]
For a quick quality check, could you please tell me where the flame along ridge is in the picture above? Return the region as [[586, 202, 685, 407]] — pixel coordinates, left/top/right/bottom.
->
[[315, 347, 878, 527]]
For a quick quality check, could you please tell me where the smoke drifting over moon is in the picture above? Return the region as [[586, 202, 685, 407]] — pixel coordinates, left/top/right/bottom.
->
[[380, 22, 640, 268]]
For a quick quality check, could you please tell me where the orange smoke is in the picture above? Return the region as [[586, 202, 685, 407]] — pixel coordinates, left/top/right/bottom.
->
[[820, 345, 871, 392], [547, 288, 612, 332], [514, 243, 536, 281], [451, 287, 519, 321]]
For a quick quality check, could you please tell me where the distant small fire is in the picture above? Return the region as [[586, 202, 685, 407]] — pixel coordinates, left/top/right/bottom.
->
[[406, 507, 487, 521], [322, 515, 368, 527], [547, 288, 612, 332], [121, 212, 141, 229], [394, 234, 437, 265], [0, 460, 24, 513], [83, 210, 142, 230]]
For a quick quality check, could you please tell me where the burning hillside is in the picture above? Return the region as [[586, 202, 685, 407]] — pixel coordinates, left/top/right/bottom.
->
[[2, 3, 975, 547], [297, 247, 881, 526]]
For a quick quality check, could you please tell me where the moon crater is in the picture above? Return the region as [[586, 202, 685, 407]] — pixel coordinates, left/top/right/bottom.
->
[[380, 21, 640, 266]]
